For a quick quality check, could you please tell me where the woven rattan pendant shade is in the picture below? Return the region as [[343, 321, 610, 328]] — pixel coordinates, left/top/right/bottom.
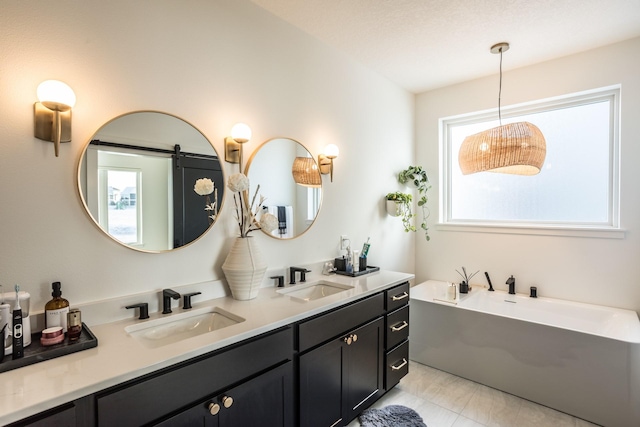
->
[[292, 157, 321, 187], [459, 121, 546, 175], [458, 42, 546, 176]]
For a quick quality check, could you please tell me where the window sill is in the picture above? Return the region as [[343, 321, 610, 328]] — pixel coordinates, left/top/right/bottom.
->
[[435, 223, 625, 239]]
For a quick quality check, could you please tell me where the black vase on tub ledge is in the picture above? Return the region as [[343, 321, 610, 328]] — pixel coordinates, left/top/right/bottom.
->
[[459, 281, 469, 294]]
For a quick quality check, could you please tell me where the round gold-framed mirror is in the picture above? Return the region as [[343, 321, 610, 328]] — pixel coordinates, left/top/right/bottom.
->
[[245, 137, 322, 239], [77, 111, 224, 252]]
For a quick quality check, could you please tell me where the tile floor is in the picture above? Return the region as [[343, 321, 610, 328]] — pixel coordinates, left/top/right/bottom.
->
[[347, 361, 600, 427]]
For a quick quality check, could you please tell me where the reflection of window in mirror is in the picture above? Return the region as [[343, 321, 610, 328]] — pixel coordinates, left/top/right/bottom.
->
[[99, 169, 142, 245], [87, 147, 174, 250], [306, 187, 320, 222]]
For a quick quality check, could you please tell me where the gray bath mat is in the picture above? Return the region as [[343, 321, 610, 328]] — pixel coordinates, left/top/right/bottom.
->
[[358, 405, 427, 427]]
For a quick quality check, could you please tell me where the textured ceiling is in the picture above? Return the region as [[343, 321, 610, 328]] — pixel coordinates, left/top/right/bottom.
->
[[251, 0, 640, 93]]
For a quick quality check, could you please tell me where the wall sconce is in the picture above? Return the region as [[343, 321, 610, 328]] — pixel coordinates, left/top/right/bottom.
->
[[225, 122, 252, 167], [33, 80, 76, 157], [318, 144, 339, 182]]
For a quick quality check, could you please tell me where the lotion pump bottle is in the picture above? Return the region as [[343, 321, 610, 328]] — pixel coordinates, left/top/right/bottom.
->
[[45, 282, 69, 332]]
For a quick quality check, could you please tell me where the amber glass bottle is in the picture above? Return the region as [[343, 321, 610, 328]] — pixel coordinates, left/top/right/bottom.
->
[[45, 282, 70, 332]]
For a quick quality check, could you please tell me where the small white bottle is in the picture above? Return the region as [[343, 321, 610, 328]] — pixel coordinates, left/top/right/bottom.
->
[[352, 250, 360, 272], [447, 282, 457, 300]]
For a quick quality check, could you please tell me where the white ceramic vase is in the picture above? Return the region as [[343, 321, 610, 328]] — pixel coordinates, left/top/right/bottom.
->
[[222, 237, 267, 300]]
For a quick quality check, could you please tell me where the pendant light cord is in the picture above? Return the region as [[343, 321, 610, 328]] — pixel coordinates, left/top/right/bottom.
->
[[498, 47, 503, 126]]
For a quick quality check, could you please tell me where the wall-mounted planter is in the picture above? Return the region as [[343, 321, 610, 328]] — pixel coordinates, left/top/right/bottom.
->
[[385, 192, 416, 234], [385, 192, 411, 217], [386, 200, 402, 217]]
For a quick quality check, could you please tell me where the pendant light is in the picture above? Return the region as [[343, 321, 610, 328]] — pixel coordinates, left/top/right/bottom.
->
[[458, 43, 546, 175], [292, 157, 321, 187]]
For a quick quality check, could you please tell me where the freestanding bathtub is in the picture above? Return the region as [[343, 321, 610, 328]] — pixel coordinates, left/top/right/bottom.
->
[[409, 280, 640, 427]]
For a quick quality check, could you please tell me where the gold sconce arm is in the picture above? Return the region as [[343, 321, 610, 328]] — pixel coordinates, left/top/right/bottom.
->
[[34, 103, 72, 157], [318, 144, 339, 182]]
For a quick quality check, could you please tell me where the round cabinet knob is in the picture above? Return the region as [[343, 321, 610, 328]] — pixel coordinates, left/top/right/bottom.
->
[[352, 334, 358, 343], [344, 336, 352, 345], [222, 395, 234, 408], [208, 403, 220, 416]]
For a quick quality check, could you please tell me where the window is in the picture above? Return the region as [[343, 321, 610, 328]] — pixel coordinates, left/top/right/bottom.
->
[[306, 187, 321, 222], [440, 86, 621, 237], [99, 168, 142, 245]]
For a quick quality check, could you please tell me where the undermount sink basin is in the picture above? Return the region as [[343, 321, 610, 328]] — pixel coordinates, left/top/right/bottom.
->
[[277, 281, 353, 302], [125, 307, 244, 349]]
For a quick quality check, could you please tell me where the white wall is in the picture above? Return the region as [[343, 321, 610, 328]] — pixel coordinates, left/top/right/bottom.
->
[[0, 0, 415, 312], [416, 37, 640, 312]]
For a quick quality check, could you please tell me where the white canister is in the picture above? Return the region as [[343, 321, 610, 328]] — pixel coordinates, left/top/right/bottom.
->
[[447, 283, 457, 300]]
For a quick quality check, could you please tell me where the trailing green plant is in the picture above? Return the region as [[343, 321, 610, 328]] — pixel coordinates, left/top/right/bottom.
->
[[397, 165, 431, 241], [385, 192, 415, 233]]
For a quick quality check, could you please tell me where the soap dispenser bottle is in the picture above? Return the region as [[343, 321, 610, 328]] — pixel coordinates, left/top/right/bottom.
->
[[45, 282, 69, 332]]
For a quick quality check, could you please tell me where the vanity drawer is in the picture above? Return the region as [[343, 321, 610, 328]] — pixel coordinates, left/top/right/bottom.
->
[[386, 282, 410, 312], [385, 340, 409, 389], [386, 305, 409, 350], [298, 293, 385, 353]]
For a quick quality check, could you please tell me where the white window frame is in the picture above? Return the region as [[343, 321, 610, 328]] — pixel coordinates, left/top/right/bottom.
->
[[439, 85, 623, 239], [306, 187, 321, 223]]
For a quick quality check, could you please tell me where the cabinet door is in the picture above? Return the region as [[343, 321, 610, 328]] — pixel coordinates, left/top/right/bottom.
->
[[155, 362, 293, 427], [219, 361, 294, 427], [299, 339, 345, 427], [299, 317, 384, 427], [344, 317, 384, 422]]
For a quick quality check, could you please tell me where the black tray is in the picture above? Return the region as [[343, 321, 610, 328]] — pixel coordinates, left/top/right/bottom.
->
[[335, 265, 380, 277], [0, 323, 98, 373]]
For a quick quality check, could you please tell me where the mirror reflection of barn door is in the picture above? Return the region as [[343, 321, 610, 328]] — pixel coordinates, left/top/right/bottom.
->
[[172, 151, 223, 248]]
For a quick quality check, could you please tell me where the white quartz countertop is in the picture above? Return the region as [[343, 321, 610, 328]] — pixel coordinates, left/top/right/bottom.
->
[[0, 269, 413, 425]]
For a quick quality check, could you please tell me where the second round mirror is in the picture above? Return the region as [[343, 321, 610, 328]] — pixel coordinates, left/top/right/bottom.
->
[[246, 138, 322, 239]]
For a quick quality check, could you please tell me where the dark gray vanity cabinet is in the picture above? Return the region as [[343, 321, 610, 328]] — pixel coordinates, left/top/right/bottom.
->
[[297, 282, 412, 427], [96, 327, 294, 427], [8, 281, 412, 427], [298, 292, 388, 427]]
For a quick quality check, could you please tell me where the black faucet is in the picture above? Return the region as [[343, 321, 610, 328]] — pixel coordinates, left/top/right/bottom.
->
[[270, 275, 285, 287], [506, 276, 516, 295], [289, 267, 311, 285], [182, 292, 201, 310], [125, 302, 149, 320], [162, 289, 181, 314]]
